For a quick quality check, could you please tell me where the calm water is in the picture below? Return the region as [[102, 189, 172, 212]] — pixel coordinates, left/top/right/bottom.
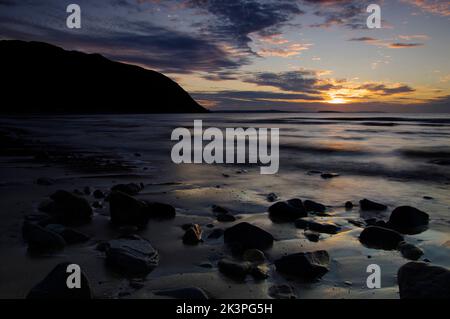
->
[[1, 112, 450, 219]]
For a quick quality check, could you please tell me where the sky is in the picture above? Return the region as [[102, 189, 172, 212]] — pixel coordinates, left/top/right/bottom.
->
[[1, 0, 449, 112]]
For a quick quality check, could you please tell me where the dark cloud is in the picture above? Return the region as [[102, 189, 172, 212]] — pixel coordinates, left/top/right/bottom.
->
[[187, 0, 304, 50], [358, 83, 415, 95], [348, 36, 377, 42], [0, 14, 247, 74], [388, 42, 424, 48], [303, 0, 369, 29], [244, 70, 336, 94]]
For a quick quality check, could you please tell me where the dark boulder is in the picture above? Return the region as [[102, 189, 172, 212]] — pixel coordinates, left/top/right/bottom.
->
[[388, 206, 429, 234], [303, 200, 326, 213], [23, 222, 66, 252], [27, 262, 92, 299], [45, 190, 93, 225], [275, 251, 330, 280], [268, 199, 307, 222], [108, 191, 149, 228], [144, 202, 176, 220], [359, 226, 404, 250], [294, 219, 340, 234], [103, 235, 159, 277], [224, 222, 274, 251], [217, 213, 236, 222], [359, 199, 387, 211], [398, 262, 450, 299], [182, 224, 202, 245], [212, 205, 229, 214], [111, 183, 143, 196]]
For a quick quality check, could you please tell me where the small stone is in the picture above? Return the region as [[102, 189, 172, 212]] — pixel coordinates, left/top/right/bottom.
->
[[275, 250, 330, 280], [321, 172, 339, 179], [398, 242, 424, 261], [345, 201, 354, 210], [359, 199, 387, 211], [303, 200, 326, 213], [243, 249, 266, 263], [217, 213, 236, 222], [266, 193, 278, 202], [183, 224, 202, 245], [304, 230, 320, 242], [218, 259, 251, 279]]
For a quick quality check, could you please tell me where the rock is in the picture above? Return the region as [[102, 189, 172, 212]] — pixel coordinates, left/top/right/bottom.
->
[[304, 230, 320, 242], [93, 189, 105, 199], [111, 183, 143, 196], [243, 249, 266, 263], [92, 201, 102, 209], [144, 202, 176, 220], [47, 190, 93, 225], [321, 172, 339, 179], [198, 262, 213, 268], [359, 226, 404, 250], [212, 205, 229, 214], [359, 199, 387, 211], [154, 287, 209, 299], [388, 206, 429, 234], [207, 228, 224, 239], [303, 200, 326, 213], [423, 196, 433, 200], [269, 285, 296, 299], [398, 242, 424, 261], [251, 264, 269, 280], [23, 222, 66, 251], [83, 186, 91, 195], [182, 224, 202, 245], [274, 251, 330, 280], [268, 199, 307, 222], [109, 191, 150, 228], [27, 262, 92, 299], [266, 193, 278, 202], [217, 213, 236, 222], [224, 222, 274, 251], [398, 262, 450, 299], [218, 259, 251, 279], [45, 224, 90, 244], [294, 219, 340, 234], [36, 177, 55, 186], [347, 218, 364, 227], [103, 235, 159, 277], [345, 201, 354, 210]]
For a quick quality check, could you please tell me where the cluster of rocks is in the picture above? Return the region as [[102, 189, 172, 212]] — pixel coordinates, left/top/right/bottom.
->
[[268, 198, 341, 241]]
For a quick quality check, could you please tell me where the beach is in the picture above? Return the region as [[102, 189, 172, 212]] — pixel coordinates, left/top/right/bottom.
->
[[0, 113, 449, 299]]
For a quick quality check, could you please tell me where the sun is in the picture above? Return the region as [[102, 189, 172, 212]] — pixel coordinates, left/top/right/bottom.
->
[[328, 98, 347, 104]]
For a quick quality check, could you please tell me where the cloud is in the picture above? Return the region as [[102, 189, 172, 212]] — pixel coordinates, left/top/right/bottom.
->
[[186, 0, 304, 50], [0, 13, 248, 74], [402, 0, 450, 17], [257, 43, 311, 57], [398, 34, 429, 41], [387, 42, 424, 48], [304, 0, 369, 29], [244, 70, 336, 93], [348, 37, 377, 42], [357, 83, 415, 95], [348, 36, 425, 49]]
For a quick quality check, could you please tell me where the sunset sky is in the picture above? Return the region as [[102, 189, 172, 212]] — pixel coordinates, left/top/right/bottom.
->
[[1, 0, 449, 112]]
